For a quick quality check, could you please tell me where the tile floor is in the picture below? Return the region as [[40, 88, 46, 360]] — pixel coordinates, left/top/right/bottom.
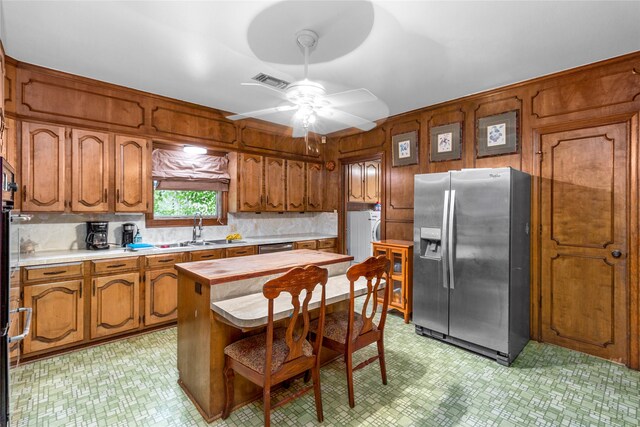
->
[[9, 308, 640, 427]]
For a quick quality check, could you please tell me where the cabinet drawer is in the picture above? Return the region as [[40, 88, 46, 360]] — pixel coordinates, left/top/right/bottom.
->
[[294, 240, 317, 250], [92, 257, 139, 274], [226, 245, 257, 258], [146, 253, 183, 268], [317, 238, 337, 249], [190, 249, 224, 262], [23, 262, 84, 282]]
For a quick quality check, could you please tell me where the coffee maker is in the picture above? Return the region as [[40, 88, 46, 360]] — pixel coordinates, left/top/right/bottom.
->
[[86, 221, 109, 250], [122, 223, 136, 247]]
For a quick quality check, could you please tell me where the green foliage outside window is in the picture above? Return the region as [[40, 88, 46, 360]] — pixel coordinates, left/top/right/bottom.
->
[[154, 189, 218, 217]]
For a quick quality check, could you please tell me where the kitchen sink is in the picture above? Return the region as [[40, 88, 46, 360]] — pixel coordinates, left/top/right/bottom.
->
[[204, 239, 247, 245], [154, 239, 247, 249]]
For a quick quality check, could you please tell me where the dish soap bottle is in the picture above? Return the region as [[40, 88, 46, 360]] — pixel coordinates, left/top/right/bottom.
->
[[133, 229, 142, 244]]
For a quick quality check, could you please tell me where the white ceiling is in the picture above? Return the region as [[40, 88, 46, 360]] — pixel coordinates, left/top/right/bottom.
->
[[1, 1, 639, 133]]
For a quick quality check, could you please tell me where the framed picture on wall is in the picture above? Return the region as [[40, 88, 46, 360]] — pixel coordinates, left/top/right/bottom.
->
[[430, 122, 462, 162], [391, 130, 418, 167], [477, 110, 519, 157]]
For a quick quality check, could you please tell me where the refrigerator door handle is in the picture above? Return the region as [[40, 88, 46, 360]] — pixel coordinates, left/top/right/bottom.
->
[[8, 307, 32, 344], [448, 190, 456, 289], [441, 190, 450, 288]]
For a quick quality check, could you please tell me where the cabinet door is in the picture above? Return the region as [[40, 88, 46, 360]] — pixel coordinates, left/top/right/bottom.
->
[[23, 279, 84, 354], [0, 42, 4, 137], [145, 268, 177, 326], [286, 160, 305, 211], [364, 161, 380, 203], [91, 272, 140, 338], [348, 162, 364, 203], [306, 162, 323, 211], [3, 118, 18, 179], [115, 135, 149, 212], [388, 248, 407, 309], [238, 153, 264, 211], [264, 157, 285, 211], [71, 129, 110, 212], [21, 122, 66, 212]]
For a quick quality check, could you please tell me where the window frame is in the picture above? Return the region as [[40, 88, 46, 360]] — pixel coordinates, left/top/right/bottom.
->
[[145, 142, 229, 228]]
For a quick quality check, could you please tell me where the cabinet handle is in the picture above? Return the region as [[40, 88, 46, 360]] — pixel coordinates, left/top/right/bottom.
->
[[157, 259, 173, 263], [43, 270, 66, 276], [22, 185, 26, 202], [93, 280, 96, 296], [79, 286, 82, 299], [116, 189, 120, 202], [106, 263, 126, 269], [103, 188, 108, 202], [200, 254, 215, 259]]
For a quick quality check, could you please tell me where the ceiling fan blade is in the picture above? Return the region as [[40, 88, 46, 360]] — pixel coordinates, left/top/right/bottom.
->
[[324, 88, 377, 107], [227, 105, 297, 121], [241, 82, 289, 101], [317, 108, 377, 132]]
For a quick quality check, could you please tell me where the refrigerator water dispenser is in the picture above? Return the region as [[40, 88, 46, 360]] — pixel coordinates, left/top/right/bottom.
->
[[420, 227, 442, 260]]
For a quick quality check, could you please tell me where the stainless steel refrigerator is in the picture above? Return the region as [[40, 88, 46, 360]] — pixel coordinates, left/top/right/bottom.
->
[[413, 168, 530, 365]]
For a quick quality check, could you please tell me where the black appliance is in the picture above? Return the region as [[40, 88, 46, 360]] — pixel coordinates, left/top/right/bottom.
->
[[121, 223, 136, 247], [85, 221, 109, 250], [1, 158, 31, 426]]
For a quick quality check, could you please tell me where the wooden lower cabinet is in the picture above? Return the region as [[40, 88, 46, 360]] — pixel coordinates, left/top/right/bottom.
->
[[373, 240, 413, 324], [144, 268, 178, 326], [90, 272, 140, 339], [23, 279, 84, 354]]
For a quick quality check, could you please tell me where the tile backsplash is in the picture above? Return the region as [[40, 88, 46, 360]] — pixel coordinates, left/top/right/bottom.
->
[[16, 212, 338, 251]]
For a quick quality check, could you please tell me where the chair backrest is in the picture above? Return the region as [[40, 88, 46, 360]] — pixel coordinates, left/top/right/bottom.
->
[[263, 265, 329, 368], [346, 255, 391, 342]]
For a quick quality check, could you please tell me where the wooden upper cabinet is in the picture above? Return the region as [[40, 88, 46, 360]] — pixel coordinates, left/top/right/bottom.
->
[[348, 162, 365, 203], [71, 129, 110, 212], [306, 162, 323, 211], [21, 122, 66, 212], [364, 161, 380, 203], [115, 135, 149, 212], [0, 41, 4, 126], [238, 153, 264, 212], [286, 160, 305, 212], [264, 157, 285, 211]]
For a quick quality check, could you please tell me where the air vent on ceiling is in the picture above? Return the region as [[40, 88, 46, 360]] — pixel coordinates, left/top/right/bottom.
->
[[252, 73, 290, 89]]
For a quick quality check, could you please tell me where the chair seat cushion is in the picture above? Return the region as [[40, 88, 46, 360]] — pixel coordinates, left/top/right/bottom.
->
[[224, 328, 313, 374], [311, 311, 377, 344]]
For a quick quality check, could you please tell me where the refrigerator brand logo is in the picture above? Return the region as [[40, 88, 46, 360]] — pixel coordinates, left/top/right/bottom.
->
[[489, 173, 501, 178]]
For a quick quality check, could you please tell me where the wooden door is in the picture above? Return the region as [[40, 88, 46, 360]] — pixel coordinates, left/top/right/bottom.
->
[[348, 162, 364, 202], [286, 160, 305, 211], [264, 157, 285, 211], [145, 268, 178, 326], [306, 162, 323, 211], [540, 122, 628, 363], [238, 153, 263, 211], [115, 135, 148, 212], [91, 272, 140, 338], [364, 161, 380, 203], [21, 122, 66, 212], [71, 129, 110, 212], [23, 280, 84, 354]]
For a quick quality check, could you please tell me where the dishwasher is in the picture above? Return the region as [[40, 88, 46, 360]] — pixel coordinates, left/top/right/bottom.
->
[[258, 242, 294, 254]]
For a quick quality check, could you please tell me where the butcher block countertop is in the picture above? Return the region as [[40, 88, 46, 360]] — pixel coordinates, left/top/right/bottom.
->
[[175, 249, 353, 286]]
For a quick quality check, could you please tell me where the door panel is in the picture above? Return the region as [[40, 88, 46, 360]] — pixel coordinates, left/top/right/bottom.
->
[[540, 122, 628, 363], [449, 168, 511, 353]]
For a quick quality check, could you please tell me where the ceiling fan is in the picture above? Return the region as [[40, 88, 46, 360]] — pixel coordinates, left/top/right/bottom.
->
[[227, 29, 381, 139]]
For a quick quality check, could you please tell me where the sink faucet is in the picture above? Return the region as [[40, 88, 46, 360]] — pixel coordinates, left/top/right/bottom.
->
[[193, 212, 203, 241]]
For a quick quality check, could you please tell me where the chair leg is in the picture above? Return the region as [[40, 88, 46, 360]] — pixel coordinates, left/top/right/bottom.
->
[[345, 350, 355, 408], [377, 338, 388, 385], [222, 361, 235, 419], [263, 386, 271, 427], [311, 365, 324, 422]]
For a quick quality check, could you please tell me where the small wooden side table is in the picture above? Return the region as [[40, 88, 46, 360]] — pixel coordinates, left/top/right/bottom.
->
[[372, 240, 413, 323]]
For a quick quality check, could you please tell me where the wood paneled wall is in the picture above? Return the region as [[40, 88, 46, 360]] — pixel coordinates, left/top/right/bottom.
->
[[326, 50, 640, 369]]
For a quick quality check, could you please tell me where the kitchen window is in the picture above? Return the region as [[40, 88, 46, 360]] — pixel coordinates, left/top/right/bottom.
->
[[146, 144, 229, 227]]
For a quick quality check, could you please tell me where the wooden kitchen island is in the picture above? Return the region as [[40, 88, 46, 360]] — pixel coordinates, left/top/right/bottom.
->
[[175, 249, 354, 422]]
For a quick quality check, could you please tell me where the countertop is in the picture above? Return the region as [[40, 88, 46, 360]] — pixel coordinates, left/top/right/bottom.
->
[[175, 249, 353, 286], [17, 233, 337, 267]]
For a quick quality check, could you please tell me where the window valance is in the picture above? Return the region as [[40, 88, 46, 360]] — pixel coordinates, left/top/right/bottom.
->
[[152, 148, 230, 191]]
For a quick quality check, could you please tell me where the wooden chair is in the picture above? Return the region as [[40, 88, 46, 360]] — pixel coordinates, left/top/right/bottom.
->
[[221, 265, 329, 427], [310, 255, 391, 408]]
